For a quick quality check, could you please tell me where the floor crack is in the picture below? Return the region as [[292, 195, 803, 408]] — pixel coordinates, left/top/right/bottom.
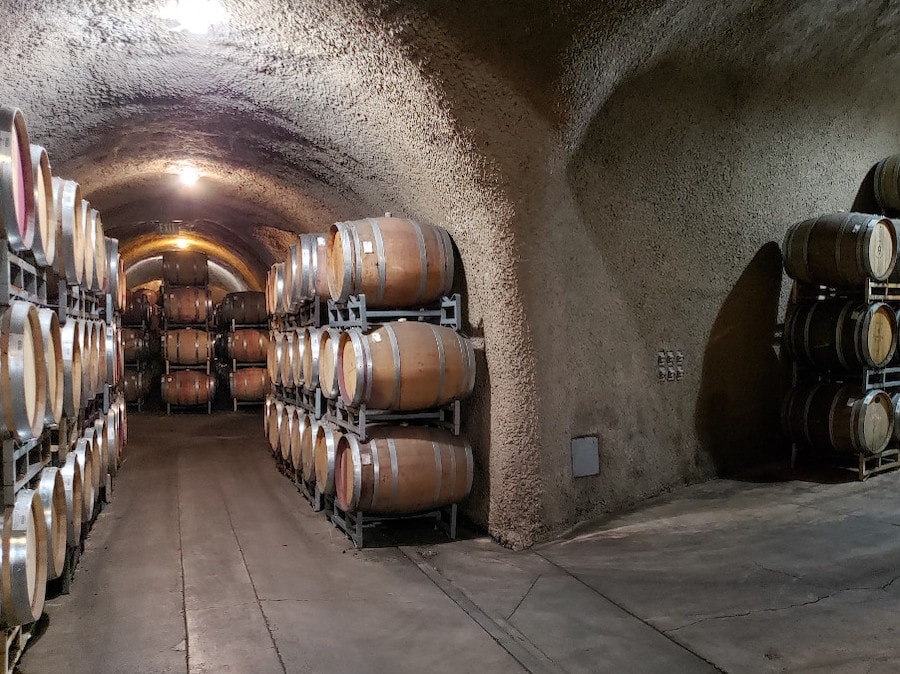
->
[[507, 575, 541, 621]]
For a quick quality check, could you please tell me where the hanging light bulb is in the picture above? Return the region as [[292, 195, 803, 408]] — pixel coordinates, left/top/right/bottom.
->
[[175, 237, 191, 249], [178, 164, 200, 186], [159, 0, 228, 35]]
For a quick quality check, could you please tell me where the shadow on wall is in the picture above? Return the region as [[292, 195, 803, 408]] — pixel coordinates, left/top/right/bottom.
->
[[851, 163, 880, 214], [695, 242, 788, 474]]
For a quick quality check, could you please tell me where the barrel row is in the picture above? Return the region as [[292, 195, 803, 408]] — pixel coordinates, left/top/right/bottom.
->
[[268, 216, 454, 315]]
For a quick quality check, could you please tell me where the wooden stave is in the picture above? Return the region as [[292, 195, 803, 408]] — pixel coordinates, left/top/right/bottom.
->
[[229, 367, 269, 402], [59, 453, 83, 548], [0, 489, 47, 627], [782, 383, 894, 455], [314, 422, 341, 494], [160, 371, 216, 406], [164, 328, 212, 365], [0, 107, 35, 253], [162, 251, 209, 286], [36, 468, 66, 581], [51, 178, 83, 285], [60, 321, 83, 415], [339, 322, 476, 411], [227, 329, 268, 363], [783, 300, 898, 371], [164, 286, 212, 325], [782, 213, 898, 286], [0, 301, 47, 441], [335, 426, 473, 514], [317, 328, 341, 399], [28, 145, 56, 267], [326, 217, 454, 307], [37, 307, 64, 425]]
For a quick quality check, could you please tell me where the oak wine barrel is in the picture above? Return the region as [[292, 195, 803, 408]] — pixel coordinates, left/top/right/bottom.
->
[[60, 320, 83, 415], [90, 420, 109, 491], [335, 426, 473, 514], [317, 328, 341, 399], [105, 324, 122, 386], [73, 439, 95, 522], [37, 307, 63, 425], [227, 329, 268, 363], [162, 250, 209, 286], [87, 208, 107, 292], [279, 405, 299, 463], [783, 213, 897, 286], [123, 369, 149, 402], [81, 430, 103, 508], [230, 368, 269, 401], [52, 178, 83, 285], [104, 406, 120, 477], [327, 216, 454, 307], [314, 423, 341, 495], [784, 300, 897, 371], [0, 489, 47, 627], [164, 328, 211, 365], [59, 452, 83, 548], [79, 199, 95, 294], [28, 145, 56, 267], [289, 410, 307, 471], [0, 106, 34, 253], [161, 371, 216, 406], [0, 301, 47, 440], [279, 330, 296, 387], [266, 263, 286, 316], [164, 286, 211, 325], [300, 415, 318, 481], [782, 383, 894, 455], [340, 322, 475, 411], [874, 155, 900, 214], [75, 319, 98, 399], [36, 468, 66, 581], [106, 238, 123, 311], [121, 291, 151, 326], [122, 327, 150, 362], [267, 331, 283, 384], [301, 327, 322, 393], [285, 234, 328, 310], [219, 291, 267, 327], [268, 399, 284, 455]]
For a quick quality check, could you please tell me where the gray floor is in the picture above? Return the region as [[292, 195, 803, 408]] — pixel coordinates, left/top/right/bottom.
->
[[20, 413, 900, 673]]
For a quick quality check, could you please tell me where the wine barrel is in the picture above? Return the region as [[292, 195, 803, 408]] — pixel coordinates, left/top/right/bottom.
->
[[75, 319, 98, 399], [164, 286, 211, 325], [893, 394, 900, 441], [106, 238, 122, 311], [52, 178, 83, 285], [264, 395, 274, 437], [782, 383, 894, 455], [121, 327, 149, 362], [783, 213, 897, 286], [0, 107, 35, 254], [123, 369, 148, 402], [314, 423, 341, 495], [219, 291, 267, 327], [301, 327, 322, 393], [37, 308, 63, 425], [874, 155, 900, 213], [79, 199, 95, 293], [300, 416, 318, 481], [28, 145, 56, 267], [36, 468, 66, 580], [335, 426, 473, 514], [59, 452, 83, 548], [318, 328, 341, 399], [784, 300, 897, 371], [81, 429, 103, 507], [161, 371, 216, 406], [90, 420, 109, 490], [87, 208, 107, 292], [327, 217, 454, 306], [73, 439, 95, 522], [104, 406, 120, 477], [164, 328, 211, 365], [0, 301, 47, 440], [94, 320, 108, 390], [268, 399, 284, 455], [162, 250, 209, 286], [339, 322, 476, 411], [289, 410, 307, 471], [284, 234, 328, 310], [267, 331, 283, 384], [228, 329, 268, 363], [105, 324, 122, 386], [279, 331, 296, 387], [230, 368, 269, 402], [60, 320, 83, 415], [121, 291, 150, 326], [279, 405, 299, 463], [0, 489, 47, 627]]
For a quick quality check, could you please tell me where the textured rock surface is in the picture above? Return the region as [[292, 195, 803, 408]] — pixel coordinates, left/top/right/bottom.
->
[[1, 0, 897, 545]]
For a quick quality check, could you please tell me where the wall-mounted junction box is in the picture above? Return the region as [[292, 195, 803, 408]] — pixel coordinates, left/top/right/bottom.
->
[[571, 436, 599, 478]]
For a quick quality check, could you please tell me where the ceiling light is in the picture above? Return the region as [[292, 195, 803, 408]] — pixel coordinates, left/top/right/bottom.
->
[[175, 237, 190, 249], [159, 0, 228, 35], [178, 164, 200, 186]]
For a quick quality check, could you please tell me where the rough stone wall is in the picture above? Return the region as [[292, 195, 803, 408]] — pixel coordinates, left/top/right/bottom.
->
[[0, 0, 898, 544]]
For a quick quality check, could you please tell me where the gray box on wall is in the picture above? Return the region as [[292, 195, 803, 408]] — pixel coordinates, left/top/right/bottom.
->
[[571, 436, 599, 478]]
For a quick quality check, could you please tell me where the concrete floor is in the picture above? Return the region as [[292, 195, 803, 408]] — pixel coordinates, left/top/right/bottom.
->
[[19, 413, 900, 673]]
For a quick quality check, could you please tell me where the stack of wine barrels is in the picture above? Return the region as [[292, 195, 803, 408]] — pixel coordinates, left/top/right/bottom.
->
[[781, 212, 900, 461], [0, 103, 129, 632], [160, 251, 215, 411], [217, 291, 270, 406], [264, 215, 474, 537]]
